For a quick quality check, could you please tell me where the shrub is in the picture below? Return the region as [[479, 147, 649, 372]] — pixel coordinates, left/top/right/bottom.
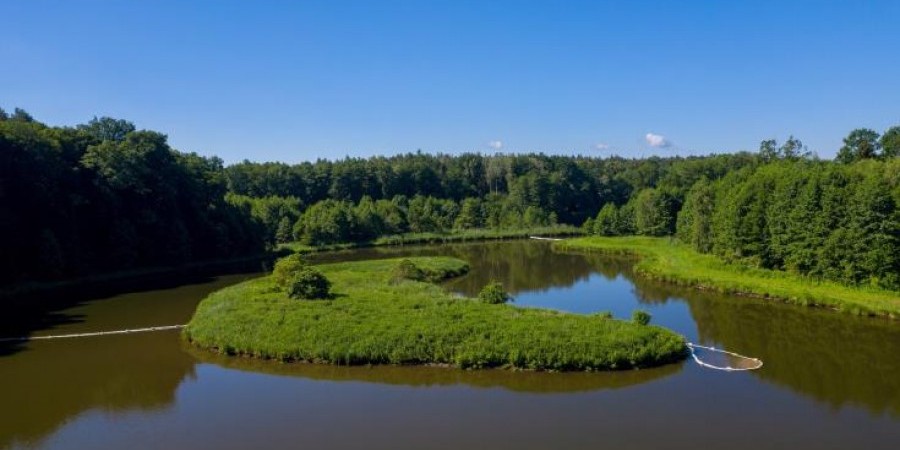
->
[[287, 267, 332, 300], [632, 310, 652, 325], [391, 259, 425, 283], [273, 254, 307, 290], [478, 281, 512, 304]]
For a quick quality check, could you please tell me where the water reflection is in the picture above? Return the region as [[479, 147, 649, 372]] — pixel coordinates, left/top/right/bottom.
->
[[188, 345, 683, 394], [0, 332, 196, 448], [639, 281, 900, 418]]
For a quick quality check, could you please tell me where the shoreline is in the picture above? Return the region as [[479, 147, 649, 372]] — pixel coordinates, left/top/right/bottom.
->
[[554, 236, 900, 319]]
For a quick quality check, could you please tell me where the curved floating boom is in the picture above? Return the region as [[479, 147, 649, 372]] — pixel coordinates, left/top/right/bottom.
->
[[687, 342, 763, 371]]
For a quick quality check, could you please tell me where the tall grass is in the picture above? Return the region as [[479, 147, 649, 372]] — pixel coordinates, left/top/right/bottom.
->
[[555, 236, 900, 319], [184, 256, 686, 371]]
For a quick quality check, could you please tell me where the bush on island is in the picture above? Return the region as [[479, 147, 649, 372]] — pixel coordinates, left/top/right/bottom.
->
[[391, 259, 425, 283], [288, 267, 332, 300], [632, 310, 652, 325], [478, 281, 513, 304], [273, 254, 307, 290]]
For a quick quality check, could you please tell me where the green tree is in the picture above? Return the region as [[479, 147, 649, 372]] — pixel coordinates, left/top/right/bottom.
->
[[880, 126, 900, 158], [676, 178, 714, 252], [454, 198, 484, 229], [594, 203, 619, 236], [836, 128, 881, 163], [633, 189, 676, 236]]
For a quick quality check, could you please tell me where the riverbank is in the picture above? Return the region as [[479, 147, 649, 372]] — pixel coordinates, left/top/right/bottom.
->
[[184, 256, 686, 371], [555, 237, 900, 319], [278, 225, 584, 254]]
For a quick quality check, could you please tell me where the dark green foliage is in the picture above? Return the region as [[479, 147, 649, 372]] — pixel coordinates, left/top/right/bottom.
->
[[881, 126, 900, 158], [632, 189, 677, 236], [0, 108, 264, 286], [632, 310, 652, 325], [272, 254, 307, 289], [478, 281, 513, 304], [226, 194, 302, 245], [676, 178, 714, 253], [287, 267, 331, 300], [684, 159, 900, 290], [836, 128, 881, 163], [758, 136, 810, 161]]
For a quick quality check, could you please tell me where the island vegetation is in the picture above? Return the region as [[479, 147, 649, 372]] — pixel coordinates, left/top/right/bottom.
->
[[184, 256, 686, 371]]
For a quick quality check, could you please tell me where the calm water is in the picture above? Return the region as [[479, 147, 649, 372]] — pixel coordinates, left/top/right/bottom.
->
[[2, 241, 898, 449]]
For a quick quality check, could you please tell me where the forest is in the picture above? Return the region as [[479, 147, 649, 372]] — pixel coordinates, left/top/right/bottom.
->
[[2, 107, 898, 290]]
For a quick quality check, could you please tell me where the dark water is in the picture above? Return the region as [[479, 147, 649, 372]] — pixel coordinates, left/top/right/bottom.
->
[[2, 241, 898, 449]]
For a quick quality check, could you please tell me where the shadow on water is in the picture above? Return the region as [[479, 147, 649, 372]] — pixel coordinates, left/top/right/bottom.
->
[[0, 268, 263, 448], [0, 260, 268, 357]]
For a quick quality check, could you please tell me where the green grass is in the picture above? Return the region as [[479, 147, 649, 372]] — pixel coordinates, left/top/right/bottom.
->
[[555, 236, 900, 319], [276, 226, 584, 254], [184, 256, 686, 371]]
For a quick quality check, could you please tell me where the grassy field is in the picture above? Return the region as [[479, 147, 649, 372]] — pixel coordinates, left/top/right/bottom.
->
[[277, 226, 584, 254], [184, 256, 686, 371], [555, 236, 900, 319]]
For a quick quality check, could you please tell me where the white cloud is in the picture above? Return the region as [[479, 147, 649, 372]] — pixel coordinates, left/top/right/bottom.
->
[[488, 140, 503, 150], [645, 133, 671, 148], [595, 143, 610, 150]]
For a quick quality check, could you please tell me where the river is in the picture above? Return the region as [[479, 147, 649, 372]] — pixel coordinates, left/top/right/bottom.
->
[[2, 240, 898, 449]]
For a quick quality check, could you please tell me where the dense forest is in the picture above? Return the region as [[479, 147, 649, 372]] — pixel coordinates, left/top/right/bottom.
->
[[0, 108, 265, 286], [2, 107, 898, 290]]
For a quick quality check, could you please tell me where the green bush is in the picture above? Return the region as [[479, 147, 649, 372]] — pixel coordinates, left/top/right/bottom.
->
[[287, 267, 332, 300], [478, 281, 512, 304], [632, 310, 652, 325], [391, 259, 425, 283], [272, 254, 307, 290]]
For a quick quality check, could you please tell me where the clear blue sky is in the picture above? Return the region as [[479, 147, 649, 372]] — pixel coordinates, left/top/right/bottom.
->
[[4, 1, 899, 163]]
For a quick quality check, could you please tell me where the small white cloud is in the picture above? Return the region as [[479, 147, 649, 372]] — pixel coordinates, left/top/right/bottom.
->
[[645, 133, 671, 148], [488, 140, 503, 150], [595, 143, 610, 150]]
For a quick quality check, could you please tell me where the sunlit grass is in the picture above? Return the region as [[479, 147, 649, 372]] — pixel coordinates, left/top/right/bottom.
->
[[184, 256, 685, 371], [555, 236, 900, 319]]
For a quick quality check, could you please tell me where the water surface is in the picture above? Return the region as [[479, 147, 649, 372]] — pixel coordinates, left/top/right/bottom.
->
[[2, 240, 898, 449]]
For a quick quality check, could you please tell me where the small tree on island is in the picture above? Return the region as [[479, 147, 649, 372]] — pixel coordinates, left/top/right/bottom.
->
[[632, 310, 652, 326], [288, 267, 332, 300], [478, 281, 512, 304]]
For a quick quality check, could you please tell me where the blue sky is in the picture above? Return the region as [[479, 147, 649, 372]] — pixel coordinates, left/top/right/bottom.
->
[[4, 1, 899, 163]]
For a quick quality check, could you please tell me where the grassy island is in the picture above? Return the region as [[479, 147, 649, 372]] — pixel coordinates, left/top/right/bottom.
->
[[184, 256, 686, 371], [555, 237, 900, 319]]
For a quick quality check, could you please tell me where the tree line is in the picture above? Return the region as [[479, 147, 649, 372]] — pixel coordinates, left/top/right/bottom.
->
[[0, 108, 265, 286], [584, 135, 900, 290], [2, 106, 897, 291]]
